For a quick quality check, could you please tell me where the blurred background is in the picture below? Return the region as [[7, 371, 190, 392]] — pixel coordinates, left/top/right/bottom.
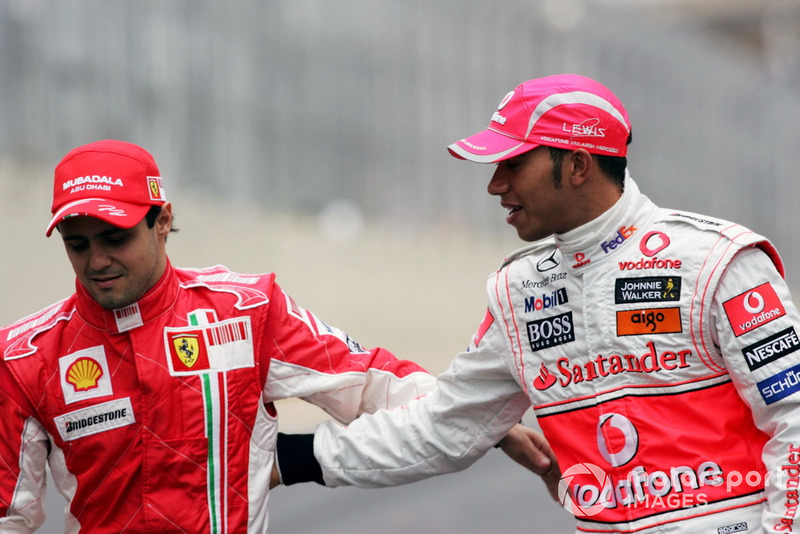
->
[[1, 0, 799, 531]]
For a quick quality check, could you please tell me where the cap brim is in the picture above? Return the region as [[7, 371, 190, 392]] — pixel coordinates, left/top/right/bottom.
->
[[447, 128, 540, 164], [46, 198, 151, 236]]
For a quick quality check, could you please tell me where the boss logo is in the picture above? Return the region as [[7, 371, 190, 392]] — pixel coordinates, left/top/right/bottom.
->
[[527, 311, 575, 352]]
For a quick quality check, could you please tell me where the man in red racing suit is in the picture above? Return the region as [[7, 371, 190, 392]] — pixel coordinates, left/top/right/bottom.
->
[[0, 262, 436, 533], [278, 75, 800, 533], [0, 140, 552, 532]]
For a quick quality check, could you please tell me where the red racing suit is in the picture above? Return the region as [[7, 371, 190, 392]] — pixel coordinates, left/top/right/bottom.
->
[[313, 178, 800, 533], [0, 261, 434, 533]]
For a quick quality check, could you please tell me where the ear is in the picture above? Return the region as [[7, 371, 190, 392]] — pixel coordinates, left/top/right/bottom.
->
[[567, 149, 593, 188], [155, 202, 173, 238]]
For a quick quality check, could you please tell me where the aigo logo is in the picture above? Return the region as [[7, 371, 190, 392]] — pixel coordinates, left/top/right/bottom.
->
[[558, 463, 610, 518], [616, 307, 682, 336]]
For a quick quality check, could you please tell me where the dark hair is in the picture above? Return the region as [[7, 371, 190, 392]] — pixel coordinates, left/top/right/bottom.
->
[[144, 205, 161, 228], [547, 130, 631, 191], [144, 205, 179, 233]]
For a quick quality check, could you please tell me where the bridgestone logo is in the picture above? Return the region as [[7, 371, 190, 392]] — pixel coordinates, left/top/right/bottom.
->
[[55, 397, 135, 441], [65, 408, 128, 433], [742, 327, 800, 371]]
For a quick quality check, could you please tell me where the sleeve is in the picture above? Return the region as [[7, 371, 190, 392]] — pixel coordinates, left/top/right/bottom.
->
[[263, 282, 436, 424], [0, 359, 50, 532], [710, 247, 800, 532], [311, 299, 531, 488]]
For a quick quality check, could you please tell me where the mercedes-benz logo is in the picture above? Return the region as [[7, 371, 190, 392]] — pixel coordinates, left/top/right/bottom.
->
[[537, 249, 560, 272]]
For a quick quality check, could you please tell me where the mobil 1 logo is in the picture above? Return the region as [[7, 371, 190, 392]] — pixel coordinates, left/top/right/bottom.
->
[[527, 311, 575, 352]]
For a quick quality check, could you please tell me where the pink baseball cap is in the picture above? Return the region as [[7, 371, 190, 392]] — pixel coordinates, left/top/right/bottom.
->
[[447, 74, 631, 163], [46, 140, 167, 236]]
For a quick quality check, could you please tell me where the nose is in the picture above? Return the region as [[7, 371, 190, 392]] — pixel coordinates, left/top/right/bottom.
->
[[87, 242, 113, 272], [487, 167, 509, 196]]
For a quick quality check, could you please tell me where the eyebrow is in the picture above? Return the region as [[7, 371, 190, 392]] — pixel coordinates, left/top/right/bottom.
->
[[61, 227, 129, 241]]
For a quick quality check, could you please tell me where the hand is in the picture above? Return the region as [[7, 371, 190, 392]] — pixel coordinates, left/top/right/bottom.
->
[[269, 461, 282, 489], [497, 424, 561, 502]]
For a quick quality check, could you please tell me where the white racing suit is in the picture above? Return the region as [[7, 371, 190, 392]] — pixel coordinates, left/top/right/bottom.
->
[[314, 178, 800, 533]]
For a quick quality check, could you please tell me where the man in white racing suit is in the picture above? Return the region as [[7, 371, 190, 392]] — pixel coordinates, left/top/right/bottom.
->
[[275, 74, 800, 533]]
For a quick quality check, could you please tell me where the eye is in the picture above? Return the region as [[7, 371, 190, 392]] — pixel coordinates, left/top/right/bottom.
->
[[103, 233, 130, 247], [64, 240, 89, 253]]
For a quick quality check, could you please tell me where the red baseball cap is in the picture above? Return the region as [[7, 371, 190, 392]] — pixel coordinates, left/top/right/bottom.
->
[[447, 74, 631, 163], [46, 140, 167, 236]]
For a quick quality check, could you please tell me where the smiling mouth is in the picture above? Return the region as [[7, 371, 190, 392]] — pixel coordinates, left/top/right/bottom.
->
[[503, 204, 522, 222]]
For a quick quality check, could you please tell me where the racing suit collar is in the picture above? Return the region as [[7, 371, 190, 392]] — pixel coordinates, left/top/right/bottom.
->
[[75, 259, 179, 333], [555, 177, 654, 273]]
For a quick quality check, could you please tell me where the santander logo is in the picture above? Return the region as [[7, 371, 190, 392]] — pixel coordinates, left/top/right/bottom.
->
[[532, 341, 691, 391], [533, 362, 557, 390]]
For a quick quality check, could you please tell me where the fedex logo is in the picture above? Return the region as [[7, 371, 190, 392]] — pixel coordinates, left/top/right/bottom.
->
[[723, 282, 785, 337], [601, 226, 637, 254]]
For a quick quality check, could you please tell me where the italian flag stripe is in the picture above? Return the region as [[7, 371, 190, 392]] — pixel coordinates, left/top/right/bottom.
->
[[190, 310, 227, 534]]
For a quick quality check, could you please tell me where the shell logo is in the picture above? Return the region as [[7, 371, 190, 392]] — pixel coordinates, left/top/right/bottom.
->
[[66, 357, 104, 391]]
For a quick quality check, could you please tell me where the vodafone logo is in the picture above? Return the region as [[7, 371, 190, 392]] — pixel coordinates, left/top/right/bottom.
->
[[743, 291, 765, 314], [572, 252, 591, 269], [723, 282, 786, 337], [597, 414, 639, 467], [618, 231, 682, 271], [497, 90, 515, 111], [639, 231, 670, 257]]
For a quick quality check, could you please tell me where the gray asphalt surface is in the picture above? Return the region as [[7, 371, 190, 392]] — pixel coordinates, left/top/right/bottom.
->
[[42, 448, 576, 532], [268, 450, 576, 533]]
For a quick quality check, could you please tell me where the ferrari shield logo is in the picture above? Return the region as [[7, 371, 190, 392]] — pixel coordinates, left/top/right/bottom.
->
[[173, 335, 200, 368], [147, 176, 165, 201]]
